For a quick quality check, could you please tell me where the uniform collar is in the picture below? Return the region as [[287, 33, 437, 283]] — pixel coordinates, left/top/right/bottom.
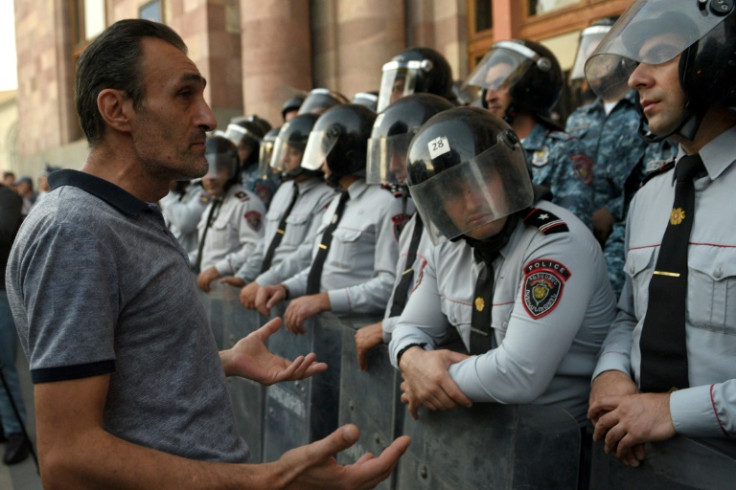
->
[[345, 178, 369, 200], [49, 169, 152, 217], [295, 177, 322, 193], [675, 124, 736, 182], [522, 122, 548, 150]]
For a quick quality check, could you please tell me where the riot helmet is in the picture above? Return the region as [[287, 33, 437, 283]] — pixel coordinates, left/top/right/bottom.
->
[[271, 113, 320, 180], [377, 47, 455, 113], [301, 104, 376, 188], [465, 39, 562, 124], [257, 126, 281, 180], [223, 115, 268, 169], [297, 88, 350, 116], [367, 93, 454, 189], [406, 107, 534, 243], [569, 17, 617, 84], [585, 0, 736, 141], [204, 135, 240, 191], [352, 91, 379, 112], [281, 93, 306, 121]]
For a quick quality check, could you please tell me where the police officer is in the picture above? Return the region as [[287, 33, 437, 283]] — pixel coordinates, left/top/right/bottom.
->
[[376, 46, 456, 113], [466, 39, 595, 230], [191, 135, 266, 292], [223, 115, 280, 209], [255, 104, 405, 333], [159, 180, 210, 254], [297, 88, 349, 116], [355, 93, 454, 371], [585, 0, 736, 468], [220, 114, 336, 309], [389, 107, 615, 428], [281, 93, 306, 122]]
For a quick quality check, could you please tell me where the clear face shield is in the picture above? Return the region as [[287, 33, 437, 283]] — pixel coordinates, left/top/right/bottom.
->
[[301, 130, 339, 173], [584, 0, 724, 101], [409, 139, 534, 243], [464, 41, 537, 95], [569, 25, 611, 83], [257, 138, 276, 179], [377, 60, 429, 112], [205, 152, 236, 180], [270, 136, 305, 177], [366, 132, 414, 186], [223, 123, 262, 147]]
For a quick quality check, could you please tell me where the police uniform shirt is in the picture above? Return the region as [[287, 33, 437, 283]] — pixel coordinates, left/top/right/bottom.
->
[[390, 200, 616, 422], [189, 183, 266, 274], [234, 178, 335, 284], [593, 126, 736, 438], [523, 123, 595, 230], [159, 185, 209, 254], [380, 211, 432, 343], [283, 179, 404, 316]]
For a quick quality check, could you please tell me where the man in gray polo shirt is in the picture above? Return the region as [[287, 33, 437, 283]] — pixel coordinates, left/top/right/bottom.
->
[[5, 19, 408, 489]]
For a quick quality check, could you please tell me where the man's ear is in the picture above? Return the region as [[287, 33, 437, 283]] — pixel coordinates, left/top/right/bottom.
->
[[97, 88, 133, 133]]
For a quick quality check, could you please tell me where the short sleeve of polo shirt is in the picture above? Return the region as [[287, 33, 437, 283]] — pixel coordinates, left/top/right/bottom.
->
[[19, 221, 118, 383]]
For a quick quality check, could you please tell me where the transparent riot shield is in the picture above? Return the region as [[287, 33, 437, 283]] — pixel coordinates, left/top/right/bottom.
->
[[198, 280, 227, 350], [262, 311, 345, 462], [590, 436, 736, 489], [395, 404, 581, 489], [337, 321, 403, 490], [220, 284, 270, 463]]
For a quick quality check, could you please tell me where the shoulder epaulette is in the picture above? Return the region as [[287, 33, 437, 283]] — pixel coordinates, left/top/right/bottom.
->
[[640, 160, 675, 188], [234, 190, 250, 202], [547, 130, 574, 141], [522, 207, 569, 235]]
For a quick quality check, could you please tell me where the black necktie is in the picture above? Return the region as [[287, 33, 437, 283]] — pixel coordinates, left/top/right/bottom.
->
[[306, 191, 350, 294], [388, 215, 424, 318], [261, 185, 300, 273], [470, 250, 496, 355], [639, 154, 705, 393], [194, 198, 222, 273]]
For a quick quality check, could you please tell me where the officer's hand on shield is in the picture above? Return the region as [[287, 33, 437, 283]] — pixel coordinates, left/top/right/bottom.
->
[[219, 316, 328, 385], [355, 321, 384, 371], [279, 424, 411, 489], [398, 347, 472, 419], [284, 293, 331, 334], [239, 281, 260, 309], [197, 266, 221, 292], [255, 284, 288, 317]]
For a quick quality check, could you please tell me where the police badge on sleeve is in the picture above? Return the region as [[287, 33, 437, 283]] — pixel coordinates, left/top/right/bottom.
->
[[521, 259, 571, 318]]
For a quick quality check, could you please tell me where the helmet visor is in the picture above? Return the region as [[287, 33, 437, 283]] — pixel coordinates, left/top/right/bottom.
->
[[377, 60, 425, 112], [257, 138, 276, 179], [366, 133, 414, 186], [301, 130, 338, 172], [585, 0, 726, 100], [271, 136, 306, 176], [464, 41, 537, 92], [205, 152, 237, 180], [409, 140, 533, 243], [223, 123, 262, 147], [569, 25, 610, 82]]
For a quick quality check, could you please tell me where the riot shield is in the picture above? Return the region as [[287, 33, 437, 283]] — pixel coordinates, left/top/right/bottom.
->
[[590, 436, 736, 489], [262, 311, 344, 462], [395, 404, 581, 489], [199, 280, 227, 349]]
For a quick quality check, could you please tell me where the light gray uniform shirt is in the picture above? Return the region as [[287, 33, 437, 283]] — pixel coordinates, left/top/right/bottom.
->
[[390, 200, 616, 422], [235, 178, 335, 284], [160, 185, 208, 254], [283, 179, 404, 316], [593, 126, 736, 438], [189, 184, 266, 274]]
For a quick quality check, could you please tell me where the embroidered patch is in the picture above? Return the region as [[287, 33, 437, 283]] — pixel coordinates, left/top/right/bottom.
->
[[234, 191, 250, 202], [531, 148, 549, 167], [244, 211, 262, 231], [392, 213, 412, 240], [571, 153, 593, 185], [522, 259, 571, 319], [254, 183, 271, 203]]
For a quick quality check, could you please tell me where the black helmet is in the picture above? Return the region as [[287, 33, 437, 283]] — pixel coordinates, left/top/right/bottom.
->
[[301, 104, 376, 187], [257, 126, 281, 180], [352, 91, 379, 112], [585, 0, 736, 141], [377, 47, 455, 112], [205, 135, 240, 184], [297, 88, 350, 116], [406, 107, 534, 242], [223, 115, 268, 169], [271, 113, 320, 180], [465, 39, 562, 123], [367, 93, 454, 188], [281, 93, 306, 121]]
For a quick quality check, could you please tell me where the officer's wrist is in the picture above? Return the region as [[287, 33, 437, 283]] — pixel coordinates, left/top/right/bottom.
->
[[279, 283, 290, 300], [397, 343, 426, 369]]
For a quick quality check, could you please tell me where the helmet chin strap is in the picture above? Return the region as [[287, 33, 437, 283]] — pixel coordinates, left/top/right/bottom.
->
[[636, 100, 702, 143]]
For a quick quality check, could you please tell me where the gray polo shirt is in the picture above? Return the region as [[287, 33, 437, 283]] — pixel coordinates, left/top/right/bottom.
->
[[5, 169, 249, 462]]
